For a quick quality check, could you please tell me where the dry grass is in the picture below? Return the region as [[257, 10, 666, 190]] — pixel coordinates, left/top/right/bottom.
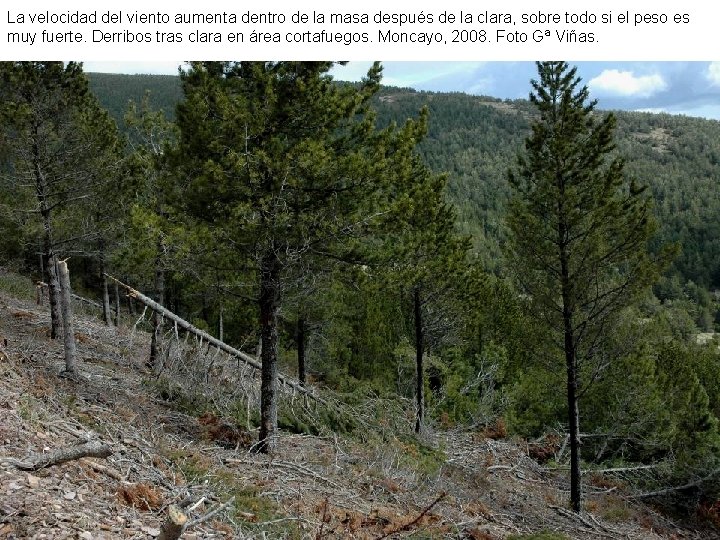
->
[[117, 482, 163, 511]]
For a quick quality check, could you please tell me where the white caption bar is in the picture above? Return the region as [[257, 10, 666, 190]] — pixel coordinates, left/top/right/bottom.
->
[[1, 0, 718, 60]]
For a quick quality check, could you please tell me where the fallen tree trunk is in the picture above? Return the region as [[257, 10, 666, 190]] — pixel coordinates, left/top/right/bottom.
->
[[630, 469, 720, 499], [2, 441, 112, 471], [105, 274, 321, 402]]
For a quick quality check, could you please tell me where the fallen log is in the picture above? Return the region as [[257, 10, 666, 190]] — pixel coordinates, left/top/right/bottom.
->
[[1, 441, 112, 471], [629, 468, 720, 499], [104, 274, 322, 402]]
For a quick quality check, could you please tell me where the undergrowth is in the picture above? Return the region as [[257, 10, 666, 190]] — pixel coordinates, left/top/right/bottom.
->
[[0, 270, 35, 301]]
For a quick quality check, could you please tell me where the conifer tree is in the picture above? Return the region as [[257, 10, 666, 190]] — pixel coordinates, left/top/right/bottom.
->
[[123, 95, 179, 368], [174, 62, 442, 452], [506, 61, 668, 511], [376, 155, 470, 433], [0, 62, 120, 338]]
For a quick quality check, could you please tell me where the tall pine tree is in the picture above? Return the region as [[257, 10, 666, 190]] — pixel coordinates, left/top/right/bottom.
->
[[506, 62, 668, 511], [174, 61, 445, 452], [0, 62, 120, 338]]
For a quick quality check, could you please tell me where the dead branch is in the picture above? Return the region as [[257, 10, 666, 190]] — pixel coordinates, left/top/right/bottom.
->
[[71, 293, 103, 309], [1, 441, 112, 471], [629, 468, 720, 499], [549, 506, 621, 539], [80, 457, 123, 480], [375, 491, 447, 539], [186, 495, 236, 529], [105, 274, 321, 402], [225, 458, 342, 489]]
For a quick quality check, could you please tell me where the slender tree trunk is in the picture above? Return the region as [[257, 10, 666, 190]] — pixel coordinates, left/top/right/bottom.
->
[[257, 249, 281, 454], [559, 242, 581, 512], [100, 242, 112, 326], [32, 129, 61, 339], [565, 326, 581, 512], [218, 304, 224, 342], [149, 247, 165, 370], [297, 315, 306, 385], [57, 260, 77, 374], [414, 286, 425, 434], [114, 282, 121, 325], [39, 208, 61, 339], [44, 238, 61, 339]]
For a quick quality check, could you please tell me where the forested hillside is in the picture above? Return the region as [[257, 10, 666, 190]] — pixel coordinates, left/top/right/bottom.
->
[[1, 63, 719, 536], [87, 72, 720, 291]]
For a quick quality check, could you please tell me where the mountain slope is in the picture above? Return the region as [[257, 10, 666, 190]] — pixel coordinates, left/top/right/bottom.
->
[[87, 72, 720, 288], [0, 270, 714, 539]]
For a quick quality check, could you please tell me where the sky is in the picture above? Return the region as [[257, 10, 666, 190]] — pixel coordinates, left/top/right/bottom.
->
[[82, 61, 720, 120]]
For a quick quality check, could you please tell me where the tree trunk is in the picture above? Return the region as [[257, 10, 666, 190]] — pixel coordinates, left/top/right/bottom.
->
[[158, 505, 187, 540], [114, 281, 121, 325], [46, 251, 61, 340], [33, 130, 61, 339], [297, 316, 306, 385], [559, 243, 581, 512], [100, 243, 112, 326], [257, 250, 281, 454], [38, 252, 44, 285], [149, 248, 165, 370], [218, 303, 224, 342], [414, 286, 425, 434], [57, 260, 77, 374], [106, 274, 318, 399], [566, 346, 581, 512]]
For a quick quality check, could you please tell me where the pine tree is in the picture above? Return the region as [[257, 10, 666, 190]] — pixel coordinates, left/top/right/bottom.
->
[[0, 62, 121, 338], [174, 62, 442, 452], [506, 61, 668, 511], [123, 95, 179, 368], [375, 155, 470, 433]]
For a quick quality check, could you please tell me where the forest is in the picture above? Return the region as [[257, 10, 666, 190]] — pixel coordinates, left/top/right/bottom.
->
[[1, 61, 719, 535]]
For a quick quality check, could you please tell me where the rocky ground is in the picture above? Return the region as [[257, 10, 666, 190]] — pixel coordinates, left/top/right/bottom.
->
[[0, 272, 716, 539]]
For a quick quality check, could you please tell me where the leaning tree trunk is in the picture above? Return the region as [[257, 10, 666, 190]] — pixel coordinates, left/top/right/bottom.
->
[[257, 250, 282, 454], [414, 286, 425, 434], [57, 260, 77, 374]]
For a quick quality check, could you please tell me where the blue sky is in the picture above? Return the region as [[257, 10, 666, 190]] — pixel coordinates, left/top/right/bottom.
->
[[83, 61, 720, 120]]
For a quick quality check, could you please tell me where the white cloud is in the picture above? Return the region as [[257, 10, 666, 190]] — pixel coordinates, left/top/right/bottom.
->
[[589, 69, 667, 98], [707, 62, 720, 87], [634, 107, 666, 114]]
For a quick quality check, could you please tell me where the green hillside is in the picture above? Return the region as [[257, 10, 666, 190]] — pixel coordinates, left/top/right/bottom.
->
[[3, 63, 719, 524], [88, 72, 720, 287]]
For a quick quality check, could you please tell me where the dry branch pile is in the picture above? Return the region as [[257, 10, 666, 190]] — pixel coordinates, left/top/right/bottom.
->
[[0, 276, 713, 539]]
